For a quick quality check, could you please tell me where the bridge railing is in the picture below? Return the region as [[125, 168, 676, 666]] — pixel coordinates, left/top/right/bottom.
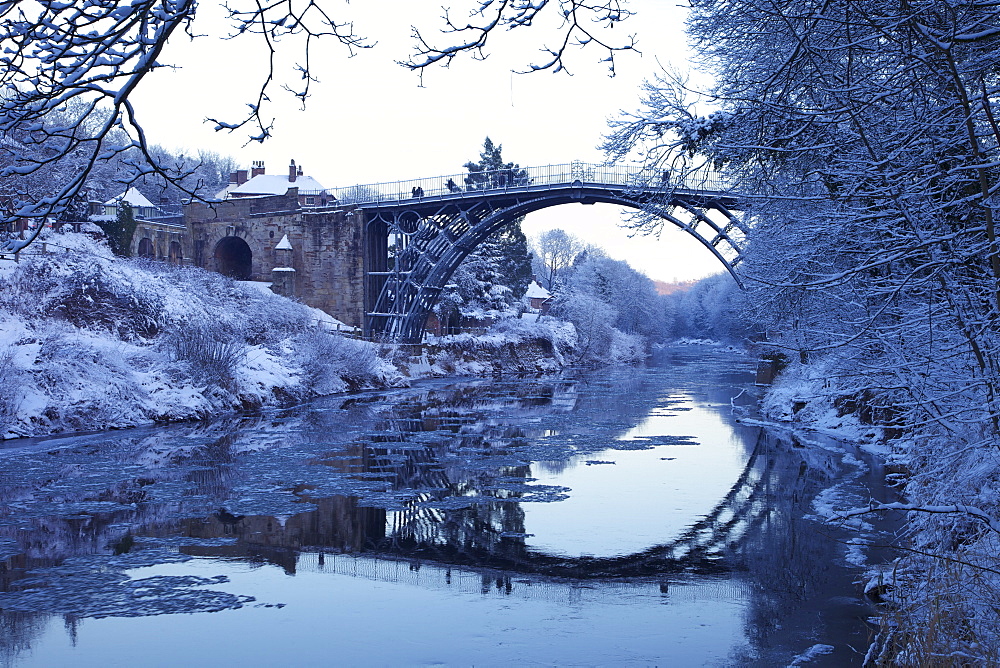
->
[[330, 162, 733, 206]]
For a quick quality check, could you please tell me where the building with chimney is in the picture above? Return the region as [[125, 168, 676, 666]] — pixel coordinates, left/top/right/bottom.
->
[[216, 160, 333, 207]]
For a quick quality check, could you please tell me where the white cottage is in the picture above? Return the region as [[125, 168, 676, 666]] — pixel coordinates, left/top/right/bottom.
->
[[103, 187, 158, 220], [523, 280, 553, 313]]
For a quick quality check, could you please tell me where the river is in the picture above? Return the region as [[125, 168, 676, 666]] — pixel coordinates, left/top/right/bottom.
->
[[0, 346, 887, 666]]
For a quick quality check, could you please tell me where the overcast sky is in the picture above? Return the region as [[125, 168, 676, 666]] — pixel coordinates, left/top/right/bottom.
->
[[133, 1, 725, 283]]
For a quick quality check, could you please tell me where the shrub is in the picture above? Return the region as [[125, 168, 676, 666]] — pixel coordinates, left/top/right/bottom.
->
[[294, 329, 380, 392], [551, 292, 618, 364], [162, 319, 247, 390], [2, 256, 163, 340], [152, 265, 313, 348], [32, 325, 149, 432]]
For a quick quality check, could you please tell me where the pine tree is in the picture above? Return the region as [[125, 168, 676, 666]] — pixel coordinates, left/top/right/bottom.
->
[[445, 137, 534, 315], [463, 137, 529, 190]]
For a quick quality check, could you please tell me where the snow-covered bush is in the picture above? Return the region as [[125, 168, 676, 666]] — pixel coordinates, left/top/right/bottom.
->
[[606, 328, 646, 365], [150, 264, 309, 346], [549, 291, 645, 365], [31, 323, 150, 433], [163, 318, 248, 391], [411, 315, 574, 377], [0, 346, 23, 435], [293, 329, 382, 393], [552, 292, 615, 361]]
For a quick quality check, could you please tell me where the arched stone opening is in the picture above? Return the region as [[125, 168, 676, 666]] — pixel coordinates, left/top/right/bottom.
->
[[168, 240, 183, 265], [214, 236, 253, 280], [137, 237, 155, 259]]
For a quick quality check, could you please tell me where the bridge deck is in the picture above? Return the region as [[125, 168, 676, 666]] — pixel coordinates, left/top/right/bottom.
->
[[331, 161, 736, 208]]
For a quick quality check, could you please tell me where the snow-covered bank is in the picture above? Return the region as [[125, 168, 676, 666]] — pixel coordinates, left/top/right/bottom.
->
[[395, 316, 645, 379], [395, 319, 576, 378], [0, 231, 605, 441], [759, 354, 1000, 665], [0, 232, 401, 439], [0, 229, 655, 441]]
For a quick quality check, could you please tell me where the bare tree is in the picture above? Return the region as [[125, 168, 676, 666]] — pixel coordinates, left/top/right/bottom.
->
[[402, 0, 637, 79], [0, 0, 368, 251], [1, 1, 639, 253], [535, 228, 585, 288]]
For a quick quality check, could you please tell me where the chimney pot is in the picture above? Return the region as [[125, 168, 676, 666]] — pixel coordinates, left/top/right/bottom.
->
[[251, 161, 265, 178]]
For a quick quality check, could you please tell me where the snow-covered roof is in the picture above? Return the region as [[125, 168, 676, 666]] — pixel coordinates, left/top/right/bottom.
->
[[228, 174, 326, 196], [524, 280, 551, 300], [105, 187, 154, 208]]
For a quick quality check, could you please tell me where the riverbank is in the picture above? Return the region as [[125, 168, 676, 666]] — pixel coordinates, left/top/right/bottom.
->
[[758, 355, 1000, 665], [0, 231, 591, 440]]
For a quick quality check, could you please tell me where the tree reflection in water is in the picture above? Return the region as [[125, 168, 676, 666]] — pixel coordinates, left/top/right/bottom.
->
[[0, 349, 884, 665]]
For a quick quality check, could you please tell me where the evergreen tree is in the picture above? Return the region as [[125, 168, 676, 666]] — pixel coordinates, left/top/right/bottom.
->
[[443, 137, 533, 316], [95, 203, 137, 257], [492, 223, 533, 298], [463, 137, 529, 190]]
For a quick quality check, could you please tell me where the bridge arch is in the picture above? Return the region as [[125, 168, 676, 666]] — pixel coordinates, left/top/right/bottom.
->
[[168, 240, 183, 265], [214, 236, 253, 280], [358, 173, 745, 342], [137, 237, 155, 259], [423, 194, 738, 311]]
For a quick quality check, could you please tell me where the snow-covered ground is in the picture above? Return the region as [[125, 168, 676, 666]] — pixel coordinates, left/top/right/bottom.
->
[[0, 230, 598, 441], [0, 230, 405, 439]]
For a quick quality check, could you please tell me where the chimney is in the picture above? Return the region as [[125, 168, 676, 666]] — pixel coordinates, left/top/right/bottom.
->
[[229, 171, 238, 185], [236, 169, 248, 185], [289, 160, 297, 183], [297, 165, 303, 177], [251, 160, 265, 178]]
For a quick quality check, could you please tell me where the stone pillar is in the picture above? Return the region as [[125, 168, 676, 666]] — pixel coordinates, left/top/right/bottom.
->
[[271, 267, 296, 297], [271, 233, 296, 298]]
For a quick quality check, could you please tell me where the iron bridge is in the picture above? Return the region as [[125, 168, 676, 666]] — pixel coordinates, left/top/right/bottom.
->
[[336, 161, 746, 343]]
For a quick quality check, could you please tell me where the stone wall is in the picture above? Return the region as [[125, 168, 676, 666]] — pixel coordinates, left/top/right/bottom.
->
[[184, 192, 367, 329], [131, 220, 189, 264]]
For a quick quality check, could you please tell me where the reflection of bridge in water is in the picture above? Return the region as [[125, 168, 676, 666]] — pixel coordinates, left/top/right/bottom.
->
[[342, 162, 747, 342], [176, 420, 776, 581], [176, 376, 777, 580], [372, 428, 773, 578], [294, 550, 756, 608]]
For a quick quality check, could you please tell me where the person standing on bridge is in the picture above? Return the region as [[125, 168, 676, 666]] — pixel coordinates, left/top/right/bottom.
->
[[446, 178, 459, 193]]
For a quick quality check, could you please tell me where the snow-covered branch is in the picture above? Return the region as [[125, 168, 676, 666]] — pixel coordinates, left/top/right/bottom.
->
[[837, 502, 1000, 536], [400, 0, 636, 79]]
